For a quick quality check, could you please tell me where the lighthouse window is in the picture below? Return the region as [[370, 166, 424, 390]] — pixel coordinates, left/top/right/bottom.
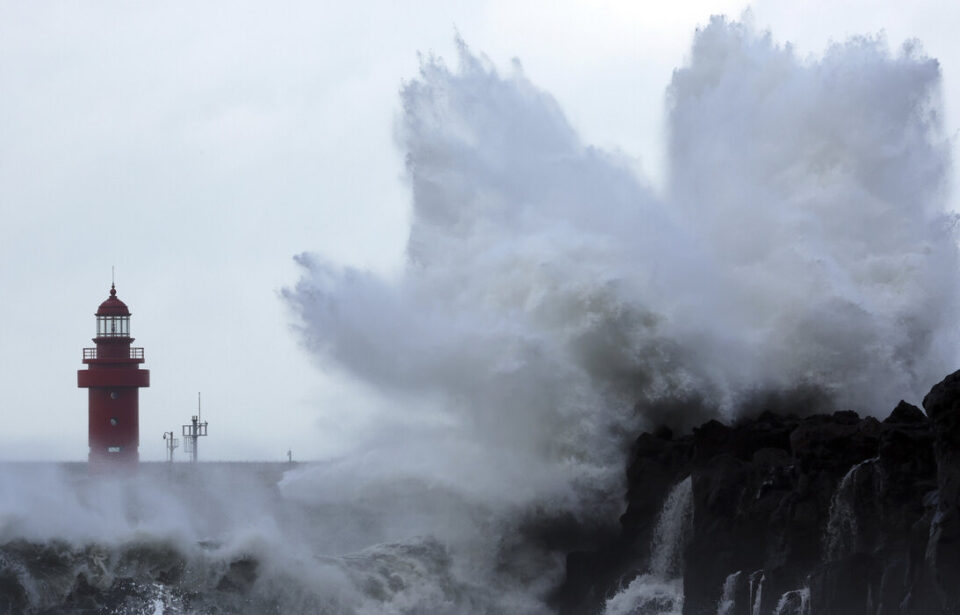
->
[[109, 417, 118, 426], [110, 392, 119, 400], [107, 446, 121, 453], [97, 316, 130, 338]]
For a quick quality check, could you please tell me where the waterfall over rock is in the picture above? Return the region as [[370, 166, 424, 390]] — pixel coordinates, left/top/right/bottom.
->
[[649, 477, 694, 579], [822, 457, 879, 561], [602, 477, 692, 615], [715, 570, 740, 615], [749, 571, 765, 615]]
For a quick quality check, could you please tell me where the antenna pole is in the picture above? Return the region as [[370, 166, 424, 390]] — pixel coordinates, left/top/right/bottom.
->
[[182, 392, 209, 463], [162, 430, 180, 462]]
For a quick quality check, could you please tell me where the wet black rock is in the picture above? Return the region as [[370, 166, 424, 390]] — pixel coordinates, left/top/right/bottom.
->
[[556, 371, 960, 615], [923, 372, 960, 614]]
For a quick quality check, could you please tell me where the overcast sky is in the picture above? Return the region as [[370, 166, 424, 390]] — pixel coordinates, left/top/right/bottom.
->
[[2, 0, 959, 461]]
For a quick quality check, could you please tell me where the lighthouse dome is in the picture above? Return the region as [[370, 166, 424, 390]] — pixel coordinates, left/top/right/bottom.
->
[[96, 285, 131, 316]]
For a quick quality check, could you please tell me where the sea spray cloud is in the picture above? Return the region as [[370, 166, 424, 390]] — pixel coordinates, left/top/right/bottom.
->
[[285, 38, 679, 507], [286, 20, 960, 511], [666, 18, 958, 412]]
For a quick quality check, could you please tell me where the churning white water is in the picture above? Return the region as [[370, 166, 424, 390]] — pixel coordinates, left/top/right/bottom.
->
[[0, 463, 555, 613], [602, 477, 693, 615]]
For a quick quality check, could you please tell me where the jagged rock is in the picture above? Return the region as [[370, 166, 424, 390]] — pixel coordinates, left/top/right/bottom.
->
[[789, 412, 880, 472], [884, 400, 925, 425], [555, 371, 960, 615], [922, 370, 960, 614]]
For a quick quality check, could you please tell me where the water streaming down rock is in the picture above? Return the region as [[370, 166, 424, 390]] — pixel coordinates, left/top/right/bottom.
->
[[823, 457, 878, 561], [602, 477, 693, 615], [772, 588, 810, 615], [649, 477, 694, 579], [716, 570, 741, 615], [749, 571, 765, 615]]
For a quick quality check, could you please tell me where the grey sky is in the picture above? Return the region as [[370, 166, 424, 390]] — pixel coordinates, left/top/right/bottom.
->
[[1, 0, 958, 460]]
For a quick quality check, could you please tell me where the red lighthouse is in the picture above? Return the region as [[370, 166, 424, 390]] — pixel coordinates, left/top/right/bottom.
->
[[77, 284, 150, 465]]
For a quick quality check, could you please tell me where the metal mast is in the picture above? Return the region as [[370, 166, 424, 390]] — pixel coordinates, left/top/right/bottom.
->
[[182, 392, 208, 463], [162, 431, 179, 462]]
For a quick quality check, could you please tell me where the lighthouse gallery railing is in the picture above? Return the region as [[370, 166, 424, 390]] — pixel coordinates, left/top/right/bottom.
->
[[82, 347, 144, 360]]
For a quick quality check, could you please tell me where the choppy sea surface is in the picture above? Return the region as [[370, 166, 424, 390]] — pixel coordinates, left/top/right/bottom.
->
[[0, 462, 567, 615]]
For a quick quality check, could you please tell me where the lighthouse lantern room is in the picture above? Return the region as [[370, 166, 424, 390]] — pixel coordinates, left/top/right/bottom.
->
[[77, 284, 150, 465]]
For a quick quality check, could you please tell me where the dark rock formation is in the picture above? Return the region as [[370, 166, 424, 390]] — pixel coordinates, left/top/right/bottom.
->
[[923, 372, 960, 614], [556, 370, 960, 615]]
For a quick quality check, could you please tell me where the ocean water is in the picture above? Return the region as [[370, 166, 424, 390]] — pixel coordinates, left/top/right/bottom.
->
[[0, 462, 560, 614]]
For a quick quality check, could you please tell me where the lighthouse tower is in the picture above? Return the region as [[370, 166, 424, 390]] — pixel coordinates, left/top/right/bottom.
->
[[77, 284, 150, 465]]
